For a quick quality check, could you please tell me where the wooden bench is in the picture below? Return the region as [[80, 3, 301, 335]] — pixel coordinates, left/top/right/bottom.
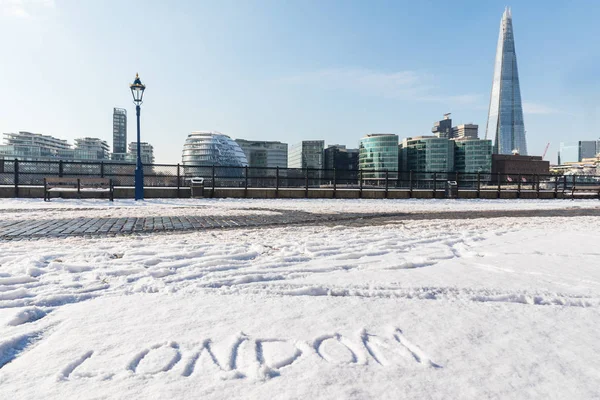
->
[[569, 185, 600, 200], [44, 177, 114, 201]]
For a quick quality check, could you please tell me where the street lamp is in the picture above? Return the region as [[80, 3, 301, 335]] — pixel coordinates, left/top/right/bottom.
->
[[130, 73, 146, 200]]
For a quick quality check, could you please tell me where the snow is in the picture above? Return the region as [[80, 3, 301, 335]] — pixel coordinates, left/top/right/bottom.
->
[[0, 199, 599, 399]]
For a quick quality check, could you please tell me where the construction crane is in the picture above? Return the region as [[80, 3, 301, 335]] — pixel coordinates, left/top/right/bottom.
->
[[542, 142, 550, 160]]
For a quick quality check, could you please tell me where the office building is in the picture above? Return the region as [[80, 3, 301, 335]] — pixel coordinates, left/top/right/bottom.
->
[[128, 142, 155, 165], [74, 138, 110, 160], [432, 114, 453, 139], [182, 131, 247, 168], [235, 139, 288, 168], [452, 124, 479, 140], [112, 108, 127, 161], [324, 145, 359, 171], [454, 139, 493, 173], [288, 140, 324, 169], [485, 8, 528, 155], [359, 134, 399, 179], [399, 136, 454, 173]]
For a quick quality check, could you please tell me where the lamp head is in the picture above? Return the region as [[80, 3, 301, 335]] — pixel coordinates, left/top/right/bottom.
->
[[129, 73, 146, 105]]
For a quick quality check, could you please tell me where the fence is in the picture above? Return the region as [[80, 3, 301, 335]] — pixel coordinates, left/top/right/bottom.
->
[[1, 158, 599, 198]]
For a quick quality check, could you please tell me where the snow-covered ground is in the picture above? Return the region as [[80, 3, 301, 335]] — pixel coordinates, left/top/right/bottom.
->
[[0, 199, 599, 399]]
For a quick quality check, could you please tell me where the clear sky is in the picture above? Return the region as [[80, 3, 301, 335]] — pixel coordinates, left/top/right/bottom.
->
[[1, 0, 598, 164]]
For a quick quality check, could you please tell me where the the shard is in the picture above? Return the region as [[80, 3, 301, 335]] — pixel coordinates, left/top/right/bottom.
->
[[485, 7, 527, 155]]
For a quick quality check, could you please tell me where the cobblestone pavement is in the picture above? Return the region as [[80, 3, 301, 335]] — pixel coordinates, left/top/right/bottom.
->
[[1, 207, 599, 241], [0, 209, 397, 240]]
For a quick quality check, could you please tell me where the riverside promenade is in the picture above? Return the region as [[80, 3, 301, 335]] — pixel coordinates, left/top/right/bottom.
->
[[1, 202, 599, 240]]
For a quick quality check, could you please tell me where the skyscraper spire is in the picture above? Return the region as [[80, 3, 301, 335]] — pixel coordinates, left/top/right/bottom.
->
[[486, 8, 527, 155]]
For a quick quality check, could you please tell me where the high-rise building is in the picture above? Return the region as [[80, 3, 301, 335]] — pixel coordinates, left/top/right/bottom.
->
[[359, 134, 399, 179], [432, 114, 453, 139], [485, 7, 527, 155], [558, 140, 600, 164], [112, 108, 127, 161], [235, 139, 288, 168], [399, 136, 454, 173], [324, 145, 359, 171], [288, 140, 324, 169], [452, 124, 479, 140], [128, 142, 155, 165], [74, 138, 110, 160]]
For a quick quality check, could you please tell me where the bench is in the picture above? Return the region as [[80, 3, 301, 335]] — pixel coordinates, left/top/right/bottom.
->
[[569, 185, 600, 200], [44, 177, 114, 201]]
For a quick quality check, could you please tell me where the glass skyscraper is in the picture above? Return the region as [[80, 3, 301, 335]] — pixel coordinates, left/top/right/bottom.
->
[[485, 7, 527, 156]]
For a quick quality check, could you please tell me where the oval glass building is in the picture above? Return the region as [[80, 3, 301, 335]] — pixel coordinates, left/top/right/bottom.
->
[[359, 134, 399, 180], [182, 131, 248, 167]]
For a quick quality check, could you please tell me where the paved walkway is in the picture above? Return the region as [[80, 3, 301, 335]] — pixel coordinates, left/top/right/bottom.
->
[[1, 207, 599, 241]]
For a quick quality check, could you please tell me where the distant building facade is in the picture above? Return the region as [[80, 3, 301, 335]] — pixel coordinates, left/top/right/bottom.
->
[[558, 141, 600, 164], [359, 134, 399, 179], [128, 142, 155, 165], [112, 108, 127, 161], [453, 139, 493, 173], [399, 136, 454, 173], [324, 145, 359, 171], [0, 131, 71, 160], [182, 131, 247, 168], [432, 114, 453, 139], [0, 132, 110, 162], [288, 140, 324, 169], [452, 124, 479, 140], [492, 154, 549, 176], [235, 139, 288, 168], [74, 137, 110, 160]]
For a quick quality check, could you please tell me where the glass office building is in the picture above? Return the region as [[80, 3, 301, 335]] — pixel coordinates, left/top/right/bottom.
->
[[235, 139, 288, 168], [485, 7, 528, 155], [359, 134, 399, 179], [454, 139, 493, 173], [182, 131, 248, 167], [399, 136, 454, 173]]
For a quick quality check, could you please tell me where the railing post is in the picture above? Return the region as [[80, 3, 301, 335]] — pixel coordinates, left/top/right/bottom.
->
[[333, 168, 336, 198], [385, 169, 389, 198], [359, 170, 363, 198], [245, 166, 249, 198], [477, 172, 481, 198], [176, 163, 181, 198], [58, 160, 64, 178], [101, 161, 105, 178], [517, 174, 522, 198], [305, 168, 309, 198], [497, 173, 502, 198], [211, 165, 215, 198], [535, 175, 540, 197], [456, 172, 460, 198], [275, 166, 279, 198], [554, 175, 559, 198], [409, 170, 413, 198], [433, 172, 437, 198], [14, 159, 19, 198]]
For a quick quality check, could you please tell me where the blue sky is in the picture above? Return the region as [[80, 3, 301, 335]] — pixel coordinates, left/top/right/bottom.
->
[[0, 0, 598, 164]]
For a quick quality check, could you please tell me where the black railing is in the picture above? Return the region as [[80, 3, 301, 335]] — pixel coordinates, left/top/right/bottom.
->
[[1, 158, 599, 198]]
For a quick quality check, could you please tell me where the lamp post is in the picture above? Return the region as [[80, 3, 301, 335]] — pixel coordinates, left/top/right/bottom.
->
[[130, 73, 146, 200]]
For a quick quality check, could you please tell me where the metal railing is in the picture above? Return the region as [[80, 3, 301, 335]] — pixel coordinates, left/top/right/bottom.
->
[[1, 158, 599, 198]]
